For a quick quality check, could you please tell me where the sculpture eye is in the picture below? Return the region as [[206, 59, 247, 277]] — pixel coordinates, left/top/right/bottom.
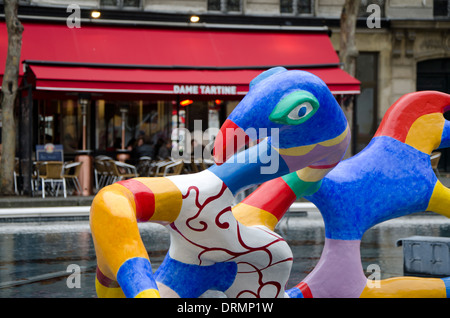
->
[[269, 90, 319, 125], [288, 102, 313, 120]]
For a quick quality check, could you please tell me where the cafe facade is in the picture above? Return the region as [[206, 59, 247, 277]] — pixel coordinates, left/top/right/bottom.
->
[[0, 18, 359, 195]]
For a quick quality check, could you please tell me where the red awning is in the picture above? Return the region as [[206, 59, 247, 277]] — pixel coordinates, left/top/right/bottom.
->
[[0, 22, 360, 96]]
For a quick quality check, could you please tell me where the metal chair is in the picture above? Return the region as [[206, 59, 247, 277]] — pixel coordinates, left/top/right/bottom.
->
[[14, 157, 19, 195], [149, 159, 173, 177], [31, 162, 39, 195], [36, 161, 67, 198], [63, 161, 83, 194], [136, 156, 153, 177], [107, 160, 138, 183], [156, 159, 184, 176], [185, 158, 210, 174], [94, 156, 113, 189]]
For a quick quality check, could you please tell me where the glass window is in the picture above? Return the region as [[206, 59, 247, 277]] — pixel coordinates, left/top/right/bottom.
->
[[358, 0, 385, 18], [280, 0, 293, 13], [208, 0, 241, 12], [433, 0, 449, 17], [36, 99, 83, 158], [207, 0, 221, 11], [100, 0, 140, 8], [227, 0, 241, 12], [100, 0, 118, 6], [123, 0, 140, 7], [36, 99, 172, 161], [95, 100, 172, 161], [297, 0, 312, 14], [355, 52, 378, 154], [280, 0, 312, 14]]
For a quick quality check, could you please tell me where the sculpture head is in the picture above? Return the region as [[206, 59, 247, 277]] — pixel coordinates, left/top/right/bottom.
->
[[209, 67, 350, 195], [374, 91, 450, 154], [213, 67, 349, 172]]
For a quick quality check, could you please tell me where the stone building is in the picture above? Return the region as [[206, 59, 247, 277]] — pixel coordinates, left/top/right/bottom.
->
[[1, 0, 449, 179]]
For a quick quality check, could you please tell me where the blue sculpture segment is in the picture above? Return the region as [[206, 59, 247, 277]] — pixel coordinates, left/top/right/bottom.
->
[[240, 90, 450, 298]]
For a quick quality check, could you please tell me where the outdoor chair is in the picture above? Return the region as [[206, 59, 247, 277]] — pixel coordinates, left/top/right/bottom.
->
[[63, 161, 83, 194], [150, 159, 174, 177], [31, 162, 39, 195], [185, 158, 201, 173], [136, 156, 153, 177], [431, 151, 441, 178], [36, 161, 67, 198], [185, 158, 212, 173], [94, 156, 114, 189], [107, 159, 138, 183], [156, 159, 184, 176], [13, 157, 19, 195]]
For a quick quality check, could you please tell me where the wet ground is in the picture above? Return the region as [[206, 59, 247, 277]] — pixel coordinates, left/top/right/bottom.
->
[[0, 211, 450, 298]]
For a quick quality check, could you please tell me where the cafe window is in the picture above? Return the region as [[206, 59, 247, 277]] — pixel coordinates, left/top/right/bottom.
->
[[171, 98, 233, 160], [94, 100, 172, 156], [34, 97, 239, 163], [36, 99, 83, 157]]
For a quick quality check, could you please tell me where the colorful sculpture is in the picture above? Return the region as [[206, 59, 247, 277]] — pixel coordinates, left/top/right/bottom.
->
[[235, 90, 450, 298], [90, 67, 350, 298]]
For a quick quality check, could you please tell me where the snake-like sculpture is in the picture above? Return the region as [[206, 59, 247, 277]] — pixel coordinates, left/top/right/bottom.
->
[[90, 67, 350, 298], [234, 90, 450, 298]]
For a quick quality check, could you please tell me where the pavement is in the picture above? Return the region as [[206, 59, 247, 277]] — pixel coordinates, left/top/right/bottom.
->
[[0, 194, 95, 208], [0, 194, 95, 222]]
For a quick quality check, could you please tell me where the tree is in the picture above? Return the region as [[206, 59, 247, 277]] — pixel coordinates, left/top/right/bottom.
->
[[340, 0, 360, 78], [0, 0, 23, 195], [339, 0, 360, 156]]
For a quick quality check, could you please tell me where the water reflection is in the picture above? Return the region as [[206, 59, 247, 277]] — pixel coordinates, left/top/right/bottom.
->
[[0, 212, 449, 298], [0, 222, 170, 298]]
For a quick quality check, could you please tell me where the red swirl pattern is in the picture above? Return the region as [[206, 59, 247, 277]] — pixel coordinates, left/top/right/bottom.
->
[[169, 181, 293, 297], [182, 182, 228, 231]]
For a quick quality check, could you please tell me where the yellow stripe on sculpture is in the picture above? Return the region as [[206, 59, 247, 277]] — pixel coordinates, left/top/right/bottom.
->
[[427, 180, 450, 218], [232, 203, 279, 231], [135, 289, 161, 298], [360, 277, 447, 298], [95, 277, 125, 298], [405, 113, 444, 154], [274, 125, 349, 156]]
